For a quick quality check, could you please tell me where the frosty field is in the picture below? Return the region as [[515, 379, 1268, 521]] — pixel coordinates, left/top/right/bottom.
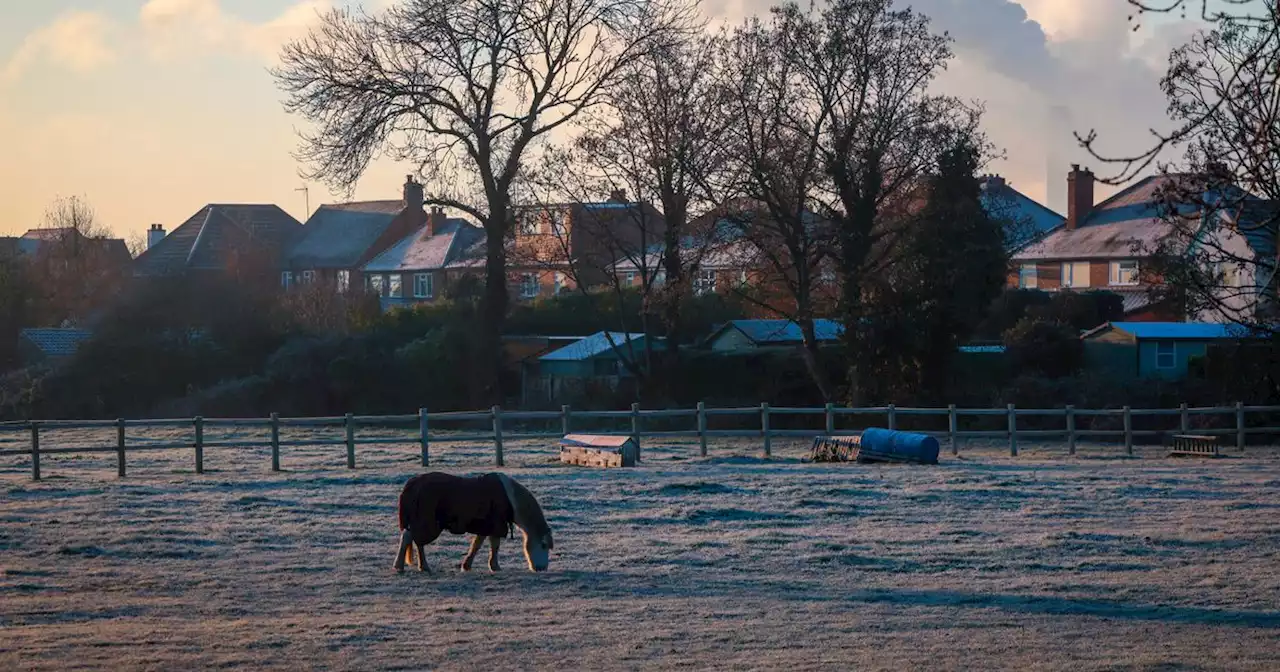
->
[[2, 430, 1279, 671]]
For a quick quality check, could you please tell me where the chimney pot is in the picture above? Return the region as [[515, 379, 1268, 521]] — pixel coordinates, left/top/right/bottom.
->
[[403, 175, 425, 214], [426, 206, 447, 237], [608, 188, 627, 203]]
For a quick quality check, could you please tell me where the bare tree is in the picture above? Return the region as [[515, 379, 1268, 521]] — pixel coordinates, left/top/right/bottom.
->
[[728, 0, 980, 403], [28, 195, 128, 326], [272, 0, 692, 403]]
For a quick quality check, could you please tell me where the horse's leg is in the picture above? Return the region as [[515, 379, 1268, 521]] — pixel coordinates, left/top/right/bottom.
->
[[393, 529, 414, 573], [415, 523, 439, 573], [461, 535, 484, 571], [487, 535, 502, 572]]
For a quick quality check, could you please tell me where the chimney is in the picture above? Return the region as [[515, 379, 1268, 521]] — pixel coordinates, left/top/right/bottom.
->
[[1066, 164, 1094, 230], [403, 175, 424, 213], [426, 206, 447, 237], [608, 188, 627, 203], [147, 223, 166, 249], [981, 174, 1006, 190]]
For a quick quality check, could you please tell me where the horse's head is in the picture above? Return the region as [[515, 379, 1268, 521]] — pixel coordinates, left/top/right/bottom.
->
[[523, 527, 553, 572]]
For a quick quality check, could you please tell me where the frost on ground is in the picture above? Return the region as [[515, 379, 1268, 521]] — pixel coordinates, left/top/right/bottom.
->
[[1, 429, 1279, 671]]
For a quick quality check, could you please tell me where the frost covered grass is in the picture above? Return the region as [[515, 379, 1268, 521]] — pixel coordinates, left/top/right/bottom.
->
[[1, 429, 1279, 670]]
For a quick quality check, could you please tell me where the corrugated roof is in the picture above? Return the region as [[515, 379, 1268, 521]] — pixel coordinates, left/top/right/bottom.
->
[[724, 319, 844, 345], [133, 204, 302, 276], [540, 332, 647, 361], [1095, 322, 1250, 340], [362, 219, 482, 272], [20, 328, 92, 357], [287, 205, 403, 268]]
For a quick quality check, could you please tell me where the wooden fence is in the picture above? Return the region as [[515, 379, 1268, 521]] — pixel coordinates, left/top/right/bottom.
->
[[2, 402, 1279, 481]]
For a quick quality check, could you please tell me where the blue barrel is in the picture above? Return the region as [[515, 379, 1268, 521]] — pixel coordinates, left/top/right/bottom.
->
[[857, 428, 940, 465]]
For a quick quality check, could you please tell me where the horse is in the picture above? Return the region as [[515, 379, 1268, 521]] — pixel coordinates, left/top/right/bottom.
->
[[393, 471, 554, 573]]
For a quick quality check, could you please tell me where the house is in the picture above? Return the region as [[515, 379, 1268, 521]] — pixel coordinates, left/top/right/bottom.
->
[[511, 190, 666, 300], [1009, 165, 1276, 322], [979, 175, 1066, 249], [1080, 321, 1252, 379], [132, 204, 302, 281], [282, 176, 433, 292], [18, 328, 92, 365], [360, 209, 485, 309], [1, 228, 131, 269], [705, 319, 844, 352]]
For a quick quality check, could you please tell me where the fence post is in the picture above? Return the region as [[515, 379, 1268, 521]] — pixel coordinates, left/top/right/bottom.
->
[[492, 406, 505, 467], [419, 408, 429, 467], [561, 405, 571, 436], [825, 403, 835, 435], [116, 418, 126, 478], [1066, 405, 1076, 456], [1123, 406, 1133, 456], [270, 413, 280, 472], [1179, 403, 1189, 433], [887, 404, 897, 430], [345, 413, 356, 469], [947, 404, 957, 456], [194, 416, 204, 474], [631, 403, 641, 463], [761, 402, 771, 458], [1007, 404, 1017, 457], [30, 421, 40, 481], [1236, 402, 1245, 452], [697, 401, 707, 457]]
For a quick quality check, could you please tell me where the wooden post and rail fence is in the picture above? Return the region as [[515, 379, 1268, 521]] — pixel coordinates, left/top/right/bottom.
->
[[1, 402, 1278, 481]]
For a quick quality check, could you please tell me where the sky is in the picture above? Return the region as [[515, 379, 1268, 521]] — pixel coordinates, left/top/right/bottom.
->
[[0, 0, 1209, 240]]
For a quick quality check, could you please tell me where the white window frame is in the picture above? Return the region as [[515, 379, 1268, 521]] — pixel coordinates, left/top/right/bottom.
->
[[625, 271, 637, 287], [301, 270, 316, 284], [388, 274, 403, 298], [1155, 340, 1176, 369], [519, 213, 539, 236], [1109, 260, 1139, 286], [336, 270, 350, 293], [553, 272, 566, 295], [520, 273, 539, 299], [1061, 261, 1090, 288], [368, 274, 384, 296], [281, 271, 293, 289], [413, 272, 433, 298], [552, 213, 568, 238], [694, 269, 717, 296], [1018, 264, 1037, 289]]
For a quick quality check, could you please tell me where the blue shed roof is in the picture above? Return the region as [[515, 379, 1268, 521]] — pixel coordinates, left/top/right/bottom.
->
[[719, 319, 844, 345], [20, 328, 92, 357], [1095, 322, 1251, 340], [540, 332, 647, 361]]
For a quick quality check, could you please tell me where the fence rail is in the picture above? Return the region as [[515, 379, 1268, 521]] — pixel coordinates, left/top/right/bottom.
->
[[2, 402, 1279, 481]]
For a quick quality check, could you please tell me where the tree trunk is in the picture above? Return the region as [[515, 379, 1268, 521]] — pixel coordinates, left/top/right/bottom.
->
[[660, 210, 685, 398], [479, 219, 510, 406], [797, 309, 832, 403]]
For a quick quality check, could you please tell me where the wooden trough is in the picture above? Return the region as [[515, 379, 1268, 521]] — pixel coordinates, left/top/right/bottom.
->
[[1169, 433, 1221, 458], [809, 428, 940, 465], [559, 434, 638, 468]]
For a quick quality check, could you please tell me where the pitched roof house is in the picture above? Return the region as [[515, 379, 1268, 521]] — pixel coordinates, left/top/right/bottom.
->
[[978, 175, 1066, 248], [132, 204, 302, 280], [705, 319, 844, 352], [282, 176, 435, 292], [361, 210, 485, 308]]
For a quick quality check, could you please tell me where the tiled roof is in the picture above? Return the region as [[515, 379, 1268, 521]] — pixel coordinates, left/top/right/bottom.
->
[[719, 319, 844, 345], [20, 328, 92, 357], [362, 219, 483, 272], [540, 331, 647, 361], [287, 204, 404, 268], [5, 229, 131, 264], [979, 177, 1065, 249], [1085, 321, 1250, 340], [133, 204, 302, 276]]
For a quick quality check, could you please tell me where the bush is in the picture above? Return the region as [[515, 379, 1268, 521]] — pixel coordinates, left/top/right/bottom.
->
[[1003, 318, 1083, 379]]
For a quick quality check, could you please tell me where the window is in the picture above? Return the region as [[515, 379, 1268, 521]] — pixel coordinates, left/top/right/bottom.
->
[[301, 270, 316, 284], [519, 213, 539, 235], [413, 272, 433, 298], [737, 270, 749, 287], [280, 271, 293, 289], [552, 214, 568, 238], [1018, 264, 1038, 289], [1061, 261, 1090, 288], [1155, 341, 1176, 369], [368, 274, 384, 296], [388, 274, 403, 298], [820, 265, 836, 286], [336, 270, 350, 293], [625, 271, 637, 287], [553, 272, 566, 295], [694, 269, 717, 296], [520, 273, 539, 298], [653, 270, 666, 286], [1109, 260, 1139, 286]]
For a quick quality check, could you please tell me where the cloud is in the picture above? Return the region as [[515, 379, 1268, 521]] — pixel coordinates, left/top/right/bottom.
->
[[139, 0, 334, 63], [1, 11, 118, 84]]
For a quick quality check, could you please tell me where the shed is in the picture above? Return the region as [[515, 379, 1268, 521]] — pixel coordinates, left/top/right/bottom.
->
[[1080, 321, 1251, 379], [538, 331, 655, 378], [19, 328, 92, 364], [705, 319, 844, 352]]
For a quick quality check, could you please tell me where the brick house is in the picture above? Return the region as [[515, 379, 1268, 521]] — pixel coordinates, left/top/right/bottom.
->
[[132, 204, 302, 283], [282, 176, 433, 293], [360, 208, 485, 308]]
